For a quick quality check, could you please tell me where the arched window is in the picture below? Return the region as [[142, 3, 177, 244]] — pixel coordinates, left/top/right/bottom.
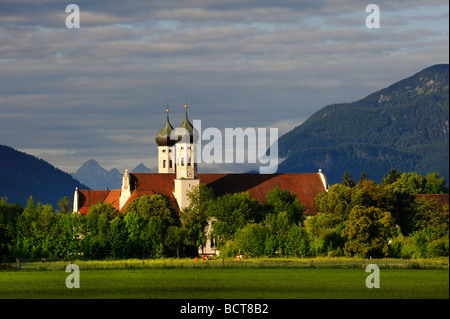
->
[[163, 160, 166, 168], [169, 160, 173, 168], [181, 157, 184, 166]]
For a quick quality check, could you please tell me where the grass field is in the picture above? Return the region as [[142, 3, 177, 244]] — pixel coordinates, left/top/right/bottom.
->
[[0, 258, 448, 299]]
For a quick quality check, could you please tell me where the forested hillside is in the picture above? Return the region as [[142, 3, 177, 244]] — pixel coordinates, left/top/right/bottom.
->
[[277, 64, 449, 185], [0, 145, 88, 207]]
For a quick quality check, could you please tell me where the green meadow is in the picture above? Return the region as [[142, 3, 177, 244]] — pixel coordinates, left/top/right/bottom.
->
[[0, 258, 448, 299]]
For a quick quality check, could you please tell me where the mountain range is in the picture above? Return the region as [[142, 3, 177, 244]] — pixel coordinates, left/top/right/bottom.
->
[[71, 160, 151, 190], [1, 64, 448, 206], [277, 64, 449, 185]]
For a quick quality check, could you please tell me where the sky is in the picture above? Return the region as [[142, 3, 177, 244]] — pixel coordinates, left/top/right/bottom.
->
[[0, 0, 448, 174]]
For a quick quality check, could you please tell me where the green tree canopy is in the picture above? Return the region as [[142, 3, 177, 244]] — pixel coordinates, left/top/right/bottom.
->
[[342, 205, 395, 258], [181, 184, 215, 249], [208, 192, 263, 247], [124, 194, 180, 227], [264, 186, 305, 226], [314, 183, 353, 228]]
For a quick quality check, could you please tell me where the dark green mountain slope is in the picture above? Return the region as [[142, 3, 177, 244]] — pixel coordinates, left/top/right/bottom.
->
[[0, 145, 89, 207], [277, 64, 449, 185]]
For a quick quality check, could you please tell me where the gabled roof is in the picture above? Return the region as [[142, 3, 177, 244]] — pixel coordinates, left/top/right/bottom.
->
[[78, 189, 111, 214], [130, 173, 176, 197], [197, 173, 326, 215], [129, 172, 326, 215], [104, 189, 121, 211]]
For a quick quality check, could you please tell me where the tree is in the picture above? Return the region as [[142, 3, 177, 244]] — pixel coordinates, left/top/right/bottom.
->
[[263, 211, 292, 256], [165, 226, 187, 258], [389, 172, 426, 194], [181, 184, 215, 251], [314, 184, 353, 228], [14, 197, 56, 259], [124, 211, 146, 258], [0, 223, 11, 262], [358, 172, 368, 184], [123, 194, 181, 258], [50, 213, 83, 260], [145, 216, 167, 257], [381, 169, 402, 187], [412, 197, 449, 234], [424, 173, 449, 194], [0, 198, 22, 261], [264, 187, 305, 226], [207, 192, 263, 247], [383, 172, 448, 194], [108, 216, 127, 259], [352, 180, 390, 210], [233, 223, 268, 257], [286, 225, 311, 257], [124, 194, 180, 227], [83, 202, 119, 259], [56, 196, 72, 215], [341, 171, 355, 188], [342, 205, 394, 258]]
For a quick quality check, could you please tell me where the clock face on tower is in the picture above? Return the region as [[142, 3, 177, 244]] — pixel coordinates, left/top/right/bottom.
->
[[187, 171, 193, 177]]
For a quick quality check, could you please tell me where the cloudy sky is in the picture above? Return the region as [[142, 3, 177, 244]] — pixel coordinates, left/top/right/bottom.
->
[[1, 0, 448, 174]]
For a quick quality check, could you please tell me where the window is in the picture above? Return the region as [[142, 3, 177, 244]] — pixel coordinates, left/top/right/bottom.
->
[[163, 160, 166, 168], [181, 158, 184, 166], [169, 160, 173, 168]]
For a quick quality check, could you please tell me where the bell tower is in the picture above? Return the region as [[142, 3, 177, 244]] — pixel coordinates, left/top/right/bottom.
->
[[175, 103, 197, 179], [174, 102, 199, 210], [155, 106, 176, 174]]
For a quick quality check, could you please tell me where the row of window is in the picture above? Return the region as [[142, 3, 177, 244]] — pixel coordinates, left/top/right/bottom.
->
[[161, 146, 191, 153], [162, 157, 193, 168]]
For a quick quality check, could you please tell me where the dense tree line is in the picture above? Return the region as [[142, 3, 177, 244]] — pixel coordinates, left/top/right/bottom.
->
[[0, 170, 448, 262], [191, 170, 448, 259], [0, 194, 191, 262]]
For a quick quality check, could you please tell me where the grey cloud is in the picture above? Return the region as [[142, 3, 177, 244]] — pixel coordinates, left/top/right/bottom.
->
[[0, 0, 448, 172]]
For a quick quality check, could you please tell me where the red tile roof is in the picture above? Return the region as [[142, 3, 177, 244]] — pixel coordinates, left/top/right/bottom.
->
[[78, 190, 110, 214], [414, 194, 449, 206], [104, 189, 121, 211], [77, 173, 327, 215], [197, 173, 325, 215]]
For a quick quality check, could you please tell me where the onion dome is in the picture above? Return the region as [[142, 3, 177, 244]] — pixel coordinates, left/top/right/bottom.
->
[[155, 108, 177, 147], [177, 103, 194, 143]]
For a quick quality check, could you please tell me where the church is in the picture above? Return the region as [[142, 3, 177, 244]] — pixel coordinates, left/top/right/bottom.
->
[[73, 103, 330, 254]]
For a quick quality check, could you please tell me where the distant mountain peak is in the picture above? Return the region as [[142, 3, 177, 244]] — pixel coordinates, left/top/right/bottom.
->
[[76, 159, 105, 173], [132, 163, 152, 173], [71, 159, 122, 190], [71, 160, 152, 190]]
